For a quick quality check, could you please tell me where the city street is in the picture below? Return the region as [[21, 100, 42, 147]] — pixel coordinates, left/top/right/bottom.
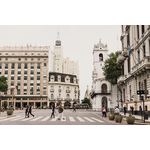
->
[[0, 109, 118, 125]]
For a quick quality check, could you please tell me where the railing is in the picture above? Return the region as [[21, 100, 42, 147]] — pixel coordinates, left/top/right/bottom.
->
[[58, 89, 61, 92], [131, 56, 150, 74], [64, 98, 72, 101], [66, 90, 71, 93], [117, 75, 126, 84], [50, 89, 54, 92]]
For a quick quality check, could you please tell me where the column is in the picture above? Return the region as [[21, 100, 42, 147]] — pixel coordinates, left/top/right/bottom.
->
[[27, 98, 29, 105], [34, 63, 37, 95], [21, 98, 22, 109], [34, 101, 35, 109], [21, 63, 24, 95], [27, 63, 31, 95], [40, 98, 42, 108]]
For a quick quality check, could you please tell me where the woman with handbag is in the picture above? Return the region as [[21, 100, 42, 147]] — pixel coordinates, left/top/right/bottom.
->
[[58, 103, 65, 120]]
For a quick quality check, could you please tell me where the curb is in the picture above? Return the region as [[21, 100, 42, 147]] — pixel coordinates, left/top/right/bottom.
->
[[122, 118, 150, 125]]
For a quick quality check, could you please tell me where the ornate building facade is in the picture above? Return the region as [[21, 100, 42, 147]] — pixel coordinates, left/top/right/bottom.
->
[[117, 25, 150, 114], [91, 40, 118, 111], [48, 72, 79, 108]]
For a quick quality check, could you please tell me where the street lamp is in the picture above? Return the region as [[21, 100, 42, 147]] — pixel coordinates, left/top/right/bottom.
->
[[11, 86, 15, 110]]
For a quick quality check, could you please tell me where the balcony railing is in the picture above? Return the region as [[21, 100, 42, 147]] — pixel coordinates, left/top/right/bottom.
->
[[117, 54, 126, 64], [117, 75, 126, 84], [65, 98, 72, 101], [58, 89, 61, 92], [66, 90, 71, 93], [74, 90, 77, 93], [131, 56, 150, 75], [50, 89, 54, 92], [91, 90, 111, 98]]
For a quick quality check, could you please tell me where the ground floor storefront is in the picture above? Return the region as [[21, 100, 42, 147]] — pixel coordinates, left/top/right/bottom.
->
[[1, 95, 48, 110]]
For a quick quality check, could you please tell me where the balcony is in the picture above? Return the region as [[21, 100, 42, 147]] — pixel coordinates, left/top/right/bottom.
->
[[58, 89, 61, 92], [117, 75, 126, 85], [131, 56, 150, 75], [91, 90, 111, 98], [66, 90, 71, 93], [65, 98, 72, 101], [117, 54, 126, 64], [50, 89, 54, 92], [74, 90, 77, 93]]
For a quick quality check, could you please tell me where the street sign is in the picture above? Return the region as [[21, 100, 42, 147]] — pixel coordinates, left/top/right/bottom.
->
[[140, 96, 144, 100], [137, 90, 148, 95]]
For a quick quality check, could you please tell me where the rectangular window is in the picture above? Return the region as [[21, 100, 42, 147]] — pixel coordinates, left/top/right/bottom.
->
[[12, 53, 14, 55], [11, 76, 14, 80], [6, 52, 8, 55], [24, 71, 27, 74], [17, 76, 21, 80], [142, 25, 145, 34], [11, 70, 14, 74], [43, 86, 46, 89], [138, 51, 140, 63], [25, 53, 27, 55], [24, 76, 27, 80], [31, 58, 34, 61], [18, 63, 21, 69], [11, 63, 15, 69], [44, 63, 46, 66], [25, 58, 27, 61], [143, 45, 146, 58], [0, 63, 1, 69], [128, 56, 130, 73], [38, 58, 40, 61], [5, 63, 8, 69], [31, 52, 34, 55], [18, 71, 21, 74], [137, 25, 139, 39], [31, 63, 34, 69], [5, 70, 8, 74], [5, 58, 8, 61], [24, 63, 28, 69], [30, 76, 34, 80], [31, 70, 34, 74], [37, 63, 40, 69]]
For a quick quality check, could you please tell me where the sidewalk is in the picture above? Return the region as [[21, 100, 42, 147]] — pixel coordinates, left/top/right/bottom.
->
[[120, 112, 150, 124]]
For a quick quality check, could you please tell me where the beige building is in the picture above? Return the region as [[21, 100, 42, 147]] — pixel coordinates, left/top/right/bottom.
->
[[0, 45, 49, 109], [117, 25, 150, 114]]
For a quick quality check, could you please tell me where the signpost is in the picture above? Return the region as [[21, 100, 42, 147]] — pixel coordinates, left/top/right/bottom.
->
[[137, 90, 149, 123]]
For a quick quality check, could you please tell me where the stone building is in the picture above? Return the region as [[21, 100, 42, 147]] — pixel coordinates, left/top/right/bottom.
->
[[0, 45, 49, 109], [117, 25, 150, 114]]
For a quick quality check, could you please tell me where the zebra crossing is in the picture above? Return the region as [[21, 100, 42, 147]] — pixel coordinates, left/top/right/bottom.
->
[[0, 115, 105, 123]]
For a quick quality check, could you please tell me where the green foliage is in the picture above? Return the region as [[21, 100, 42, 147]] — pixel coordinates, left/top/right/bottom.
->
[[82, 97, 91, 106], [0, 76, 8, 92], [129, 114, 132, 117], [102, 51, 122, 85]]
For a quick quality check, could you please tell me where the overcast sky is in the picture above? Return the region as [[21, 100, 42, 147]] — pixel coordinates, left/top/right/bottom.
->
[[0, 25, 121, 99]]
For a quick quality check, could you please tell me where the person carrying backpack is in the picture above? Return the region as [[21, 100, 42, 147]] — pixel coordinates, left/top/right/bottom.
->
[[58, 103, 65, 120]]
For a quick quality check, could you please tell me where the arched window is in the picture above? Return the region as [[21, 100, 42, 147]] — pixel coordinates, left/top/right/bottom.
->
[[99, 53, 103, 61], [101, 84, 107, 93], [66, 94, 70, 99]]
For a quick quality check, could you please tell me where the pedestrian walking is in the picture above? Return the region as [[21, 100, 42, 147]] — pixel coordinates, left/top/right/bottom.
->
[[25, 105, 28, 118], [131, 106, 134, 115], [58, 103, 65, 120], [103, 107, 106, 117], [28, 104, 34, 118], [102, 107, 104, 117], [73, 106, 76, 112], [124, 106, 126, 116], [50, 105, 55, 118]]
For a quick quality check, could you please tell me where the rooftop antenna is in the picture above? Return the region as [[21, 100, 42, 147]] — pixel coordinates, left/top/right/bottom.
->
[[57, 32, 60, 40]]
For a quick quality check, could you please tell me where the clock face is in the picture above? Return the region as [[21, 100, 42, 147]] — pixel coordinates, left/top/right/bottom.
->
[[100, 47, 102, 50]]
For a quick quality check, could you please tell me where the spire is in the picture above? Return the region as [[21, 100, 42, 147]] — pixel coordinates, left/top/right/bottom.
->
[[57, 32, 60, 40], [55, 32, 61, 46]]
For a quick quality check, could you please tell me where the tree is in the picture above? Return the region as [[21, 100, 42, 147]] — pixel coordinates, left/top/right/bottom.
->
[[0, 76, 8, 111], [82, 97, 91, 107], [102, 51, 123, 106]]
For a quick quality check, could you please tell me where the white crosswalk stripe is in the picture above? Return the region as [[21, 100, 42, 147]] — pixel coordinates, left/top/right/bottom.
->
[[51, 117, 58, 121], [69, 117, 75, 122], [21, 117, 35, 121], [76, 117, 85, 122], [0, 116, 105, 123], [41, 116, 50, 121], [10, 117, 24, 121], [61, 117, 66, 121], [90, 117, 104, 123], [0, 116, 21, 122], [83, 117, 95, 122], [30, 116, 43, 121]]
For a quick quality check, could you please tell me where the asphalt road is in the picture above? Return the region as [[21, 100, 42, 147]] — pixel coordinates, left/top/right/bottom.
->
[[0, 109, 119, 125]]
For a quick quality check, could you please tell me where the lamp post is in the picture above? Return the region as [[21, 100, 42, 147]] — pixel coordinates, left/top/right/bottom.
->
[[11, 86, 15, 110]]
